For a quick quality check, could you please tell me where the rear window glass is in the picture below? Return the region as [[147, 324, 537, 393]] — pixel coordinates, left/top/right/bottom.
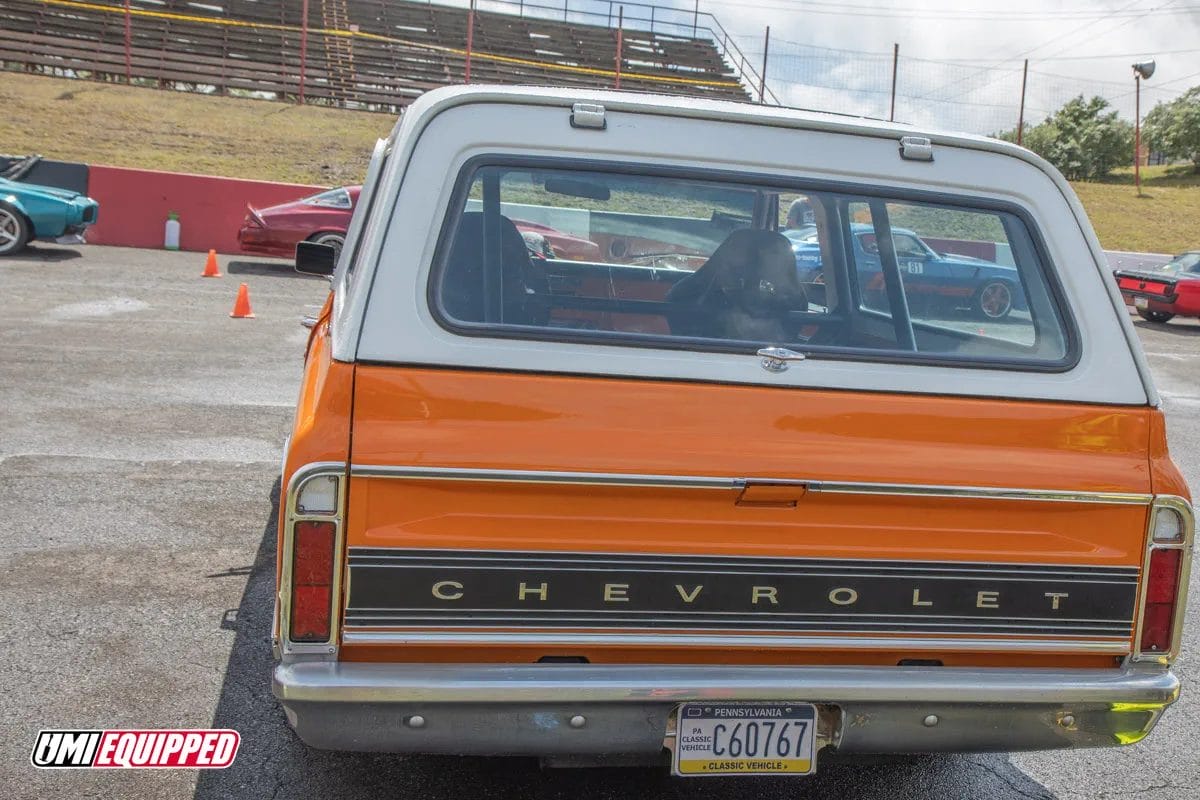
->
[[1161, 252, 1200, 274], [431, 163, 1073, 369], [304, 188, 352, 208]]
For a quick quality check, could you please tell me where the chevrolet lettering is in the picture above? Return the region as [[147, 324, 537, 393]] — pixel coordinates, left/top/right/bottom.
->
[[272, 86, 1193, 777]]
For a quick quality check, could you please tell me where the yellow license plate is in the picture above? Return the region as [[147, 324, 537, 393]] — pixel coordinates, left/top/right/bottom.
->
[[672, 703, 817, 777]]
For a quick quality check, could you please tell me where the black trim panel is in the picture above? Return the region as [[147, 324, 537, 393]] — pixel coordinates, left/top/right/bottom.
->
[[345, 548, 1136, 639]]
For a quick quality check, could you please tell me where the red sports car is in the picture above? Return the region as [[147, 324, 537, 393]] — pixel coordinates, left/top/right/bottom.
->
[[239, 184, 602, 263], [238, 186, 361, 259], [1115, 251, 1200, 323], [513, 218, 601, 261]]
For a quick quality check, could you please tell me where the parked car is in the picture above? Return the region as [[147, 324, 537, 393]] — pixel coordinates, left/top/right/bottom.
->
[[0, 176, 99, 256], [242, 185, 600, 263], [238, 186, 362, 259], [785, 223, 1026, 320], [274, 86, 1191, 776], [1115, 251, 1200, 323], [513, 218, 602, 261]]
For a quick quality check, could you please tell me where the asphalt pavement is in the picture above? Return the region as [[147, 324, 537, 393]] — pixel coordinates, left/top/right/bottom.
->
[[0, 244, 1196, 800]]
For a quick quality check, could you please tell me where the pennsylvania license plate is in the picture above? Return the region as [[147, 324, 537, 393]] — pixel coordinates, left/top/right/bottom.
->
[[672, 703, 817, 777], [1134, 296, 1149, 309]]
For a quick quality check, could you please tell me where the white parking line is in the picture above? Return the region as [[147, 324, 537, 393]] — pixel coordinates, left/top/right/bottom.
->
[[1159, 391, 1200, 408], [1143, 352, 1199, 361]]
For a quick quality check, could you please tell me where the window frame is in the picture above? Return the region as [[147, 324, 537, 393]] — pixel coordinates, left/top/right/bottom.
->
[[425, 154, 1081, 374]]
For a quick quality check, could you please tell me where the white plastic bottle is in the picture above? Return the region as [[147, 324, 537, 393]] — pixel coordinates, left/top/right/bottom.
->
[[164, 211, 181, 250]]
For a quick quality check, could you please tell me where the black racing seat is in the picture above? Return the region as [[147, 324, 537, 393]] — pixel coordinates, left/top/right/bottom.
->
[[665, 228, 808, 341], [440, 212, 549, 325]]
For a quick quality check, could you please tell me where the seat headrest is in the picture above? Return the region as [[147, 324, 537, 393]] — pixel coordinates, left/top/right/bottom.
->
[[442, 212, 539, 323], [448, 211, 529, 266], [668, 228, 805, 308]]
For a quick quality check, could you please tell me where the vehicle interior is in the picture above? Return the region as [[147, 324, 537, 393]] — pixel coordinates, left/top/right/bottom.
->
[[436, 164, 1071, 365]]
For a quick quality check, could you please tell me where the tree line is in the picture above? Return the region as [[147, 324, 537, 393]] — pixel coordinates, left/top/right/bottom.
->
[[993, 87, 1200, 181]]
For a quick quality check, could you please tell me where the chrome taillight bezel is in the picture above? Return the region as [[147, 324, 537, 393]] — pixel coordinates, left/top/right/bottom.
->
[[278, 462, 347, 659], [1131, 496, 1194, 664]]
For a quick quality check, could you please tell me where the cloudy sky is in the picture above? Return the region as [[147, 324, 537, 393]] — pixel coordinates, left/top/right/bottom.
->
[[694, 0, 1200, 132], [500, 0, 1200, 134], [693, 0, 1200, 132]]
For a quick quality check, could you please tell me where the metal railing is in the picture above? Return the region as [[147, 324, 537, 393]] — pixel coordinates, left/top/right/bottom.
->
[[448, 0, 781, 104]]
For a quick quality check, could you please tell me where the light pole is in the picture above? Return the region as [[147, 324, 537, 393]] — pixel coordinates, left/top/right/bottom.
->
[[1132, 60, 1155, 195]]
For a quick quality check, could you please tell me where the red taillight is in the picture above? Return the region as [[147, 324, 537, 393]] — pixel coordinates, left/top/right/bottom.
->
[[1139, 548, 1182, 654], [290, 521, 336, 642]]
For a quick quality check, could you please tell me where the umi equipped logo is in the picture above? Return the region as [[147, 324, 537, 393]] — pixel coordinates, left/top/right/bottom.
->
[[31, 729, 239, 769]]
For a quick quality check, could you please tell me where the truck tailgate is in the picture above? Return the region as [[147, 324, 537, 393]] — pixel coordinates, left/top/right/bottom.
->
[[342, 366, 1152, 663]]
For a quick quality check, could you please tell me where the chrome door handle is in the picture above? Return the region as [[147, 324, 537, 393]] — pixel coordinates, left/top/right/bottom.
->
[[758, 347, 806, 372]]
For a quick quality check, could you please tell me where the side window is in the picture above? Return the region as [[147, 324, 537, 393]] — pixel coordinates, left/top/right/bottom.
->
[[442, 167, 767, 338], [433, 163, 1073, 369], [778, 193, 829, 314], [1163, 253, 1200, 274], [892, 233, 930, 260], [304, 188, 352, 209], [845, 200, 1064, 356]]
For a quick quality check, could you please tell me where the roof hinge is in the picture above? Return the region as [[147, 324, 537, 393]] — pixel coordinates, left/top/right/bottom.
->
[[899, 136, 934, 162], [570, 102, 607, 130]]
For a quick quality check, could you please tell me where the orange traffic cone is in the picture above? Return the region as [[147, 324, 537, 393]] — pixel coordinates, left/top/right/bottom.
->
[[229, 283, 255, 318], [201, 249, 222, 278]]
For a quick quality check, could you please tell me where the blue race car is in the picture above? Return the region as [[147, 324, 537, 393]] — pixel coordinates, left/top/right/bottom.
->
[[784, 223, 1026, 320], [0, 176, 99, 256]]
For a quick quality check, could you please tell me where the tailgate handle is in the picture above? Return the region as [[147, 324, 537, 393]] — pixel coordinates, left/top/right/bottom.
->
[[736, 482, 808, 508]]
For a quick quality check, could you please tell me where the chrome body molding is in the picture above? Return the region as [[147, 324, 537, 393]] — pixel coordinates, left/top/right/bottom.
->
[[273, 662, 1179, 706], [348, 464, 1153, 505], [339, 630, 1130, 653], [273, 662, 1179, 755]]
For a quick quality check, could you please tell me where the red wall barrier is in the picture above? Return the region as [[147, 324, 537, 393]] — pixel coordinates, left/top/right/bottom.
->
[[922, 237, 998, 262], [86, 165, 323, 255]]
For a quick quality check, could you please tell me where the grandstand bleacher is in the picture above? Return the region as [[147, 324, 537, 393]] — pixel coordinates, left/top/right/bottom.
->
[[0, 0, 753, 112]]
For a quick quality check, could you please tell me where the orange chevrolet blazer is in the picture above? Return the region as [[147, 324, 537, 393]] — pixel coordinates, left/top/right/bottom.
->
[[272, 86, 1193, 777]]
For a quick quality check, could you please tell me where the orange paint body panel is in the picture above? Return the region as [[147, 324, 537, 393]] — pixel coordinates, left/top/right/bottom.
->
[[349, 367, 1152, 496], [1149, 408, 1190, 498], [339, 365, 1159, 665], [278, 316, 352, 572]]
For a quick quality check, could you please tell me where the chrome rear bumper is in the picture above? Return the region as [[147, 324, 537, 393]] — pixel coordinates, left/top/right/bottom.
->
[[273, 662, 1179, 756]]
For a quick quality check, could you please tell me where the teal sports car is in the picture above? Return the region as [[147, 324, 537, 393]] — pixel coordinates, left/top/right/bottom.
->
[[0, 176, 99, 256]]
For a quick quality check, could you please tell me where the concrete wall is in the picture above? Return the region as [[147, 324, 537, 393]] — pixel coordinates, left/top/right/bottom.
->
[[85, 166, 322, 254], [1, 156, 90, 195]]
